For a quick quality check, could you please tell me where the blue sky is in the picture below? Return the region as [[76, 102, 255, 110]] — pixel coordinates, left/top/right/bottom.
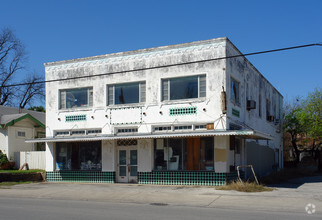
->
[[0, 0, 321, 104]]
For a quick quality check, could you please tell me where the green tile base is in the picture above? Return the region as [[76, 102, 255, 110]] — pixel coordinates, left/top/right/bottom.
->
[[138, 171, 237, 186], [46, 171, 115, 183]]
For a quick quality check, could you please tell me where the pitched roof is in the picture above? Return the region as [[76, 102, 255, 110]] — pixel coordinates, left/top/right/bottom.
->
[[0, 105, 45, 128]]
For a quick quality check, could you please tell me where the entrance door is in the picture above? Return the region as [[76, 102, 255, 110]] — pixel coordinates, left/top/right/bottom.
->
[[117, 147, 138, 183]]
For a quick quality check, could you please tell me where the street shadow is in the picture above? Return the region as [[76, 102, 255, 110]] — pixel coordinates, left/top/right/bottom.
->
[[267, 175, 322, 189]]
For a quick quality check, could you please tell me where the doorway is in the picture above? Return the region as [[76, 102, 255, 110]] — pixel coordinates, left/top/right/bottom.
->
[[117, 146, 138, 183]]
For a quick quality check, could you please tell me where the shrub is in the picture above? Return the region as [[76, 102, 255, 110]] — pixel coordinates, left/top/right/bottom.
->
[[0, 150, 9, 167]]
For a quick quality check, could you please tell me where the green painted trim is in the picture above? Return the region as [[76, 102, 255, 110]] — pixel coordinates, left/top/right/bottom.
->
[[232, 108, 240, 117], [4, 114, 45, 128]]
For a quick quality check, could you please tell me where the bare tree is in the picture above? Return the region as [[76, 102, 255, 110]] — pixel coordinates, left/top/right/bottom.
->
[[0, 28, 45, 108], [18, 73, 45, 109], [0, 28, 26, 105]]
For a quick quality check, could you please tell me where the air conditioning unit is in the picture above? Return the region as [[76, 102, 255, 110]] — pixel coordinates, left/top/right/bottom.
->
[[267, 115, 275, 122], [247, 100, 256, 110]]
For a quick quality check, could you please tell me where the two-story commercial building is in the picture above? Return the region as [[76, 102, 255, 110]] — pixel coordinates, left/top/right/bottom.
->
[[28, 37, 283, 185]]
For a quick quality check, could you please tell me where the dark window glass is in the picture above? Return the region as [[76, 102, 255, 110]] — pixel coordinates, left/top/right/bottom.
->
[[154, 139, 167, 170], [200, 137, 214, 170], [56, 143, 71, 170], [170, 76, 198, 100], [162, 75, 206, 101], [115, 83, 139, 104], [60, 87, 93, 109], [108, 82, 145, 105], [231, 78, 240, 104], [55, 142, 101, 171]]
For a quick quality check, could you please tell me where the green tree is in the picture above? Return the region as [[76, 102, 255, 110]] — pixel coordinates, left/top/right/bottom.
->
[[283, 104, 304, 163], [300, 88, 322, 146], [28, 105, 45, 112]]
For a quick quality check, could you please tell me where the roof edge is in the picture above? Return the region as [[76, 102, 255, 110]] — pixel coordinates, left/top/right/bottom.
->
[[44, 37, 227, 67], [3, 113, 45, 129]]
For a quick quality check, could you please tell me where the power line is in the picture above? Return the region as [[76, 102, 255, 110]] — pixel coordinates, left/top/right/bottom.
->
[[3, 42, 322, 88]]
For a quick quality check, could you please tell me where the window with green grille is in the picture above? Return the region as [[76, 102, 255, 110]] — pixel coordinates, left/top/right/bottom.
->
[[169, 107, 197, 116], [65, 114, 87, 122]]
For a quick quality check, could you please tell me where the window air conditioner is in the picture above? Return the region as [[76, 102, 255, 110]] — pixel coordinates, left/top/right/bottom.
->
[[247, 100, 256, 110]]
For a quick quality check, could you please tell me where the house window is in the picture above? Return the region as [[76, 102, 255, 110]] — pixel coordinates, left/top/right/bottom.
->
[[162, 75, 206, 101], [230, 77, 240, 104], [174, 125, 192, 131], [117, 128, 138, 133], [195, 125, 207, 130], [55, 131, 70, 136], [17, 131, 26, 137], [87, 129, 102, 135], [59, 87, 93, 109], [71, 130, 86, 136], [107, 82, 145, 105], [154, 126, 172, 132]]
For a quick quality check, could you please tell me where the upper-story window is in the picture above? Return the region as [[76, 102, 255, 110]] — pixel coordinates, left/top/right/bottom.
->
[[59, 87, 93, 109], [230, 77, 240, 104], [162, 75, 206, 101], [107, 82, 146, 105], [17, 131, 26, 137]]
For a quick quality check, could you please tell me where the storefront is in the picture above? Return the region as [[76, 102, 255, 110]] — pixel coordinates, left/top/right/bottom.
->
[[55, 141, 102, 171], [27, 130, 271, 185]]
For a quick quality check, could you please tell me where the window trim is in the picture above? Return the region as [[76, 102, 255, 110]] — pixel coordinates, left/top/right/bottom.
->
[[59, 87, 93, 110], [161, 74, 206, 102], [17, 130, 26, 138], [106, 81, 146, 106]]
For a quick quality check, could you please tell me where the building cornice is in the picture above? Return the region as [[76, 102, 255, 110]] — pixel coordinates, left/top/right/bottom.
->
[[45, 38, 227, 71]]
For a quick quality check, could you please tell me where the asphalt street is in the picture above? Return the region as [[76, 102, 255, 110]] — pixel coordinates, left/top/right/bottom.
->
[[0, 175, 321, 219], [0, 197, 319, 220]]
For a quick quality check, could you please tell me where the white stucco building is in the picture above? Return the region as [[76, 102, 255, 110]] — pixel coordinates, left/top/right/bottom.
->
[[28, 37, 283, 185]]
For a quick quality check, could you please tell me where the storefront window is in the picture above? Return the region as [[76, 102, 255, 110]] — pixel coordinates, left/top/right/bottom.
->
[[154, 137, 214, 171], [55, 141, 102, 171]]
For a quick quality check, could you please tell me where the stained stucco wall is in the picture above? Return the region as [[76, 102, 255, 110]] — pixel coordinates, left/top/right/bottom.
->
[[44, 38, 283, 174], [45, 38, 227, 138], [225, 41, 283, 170]]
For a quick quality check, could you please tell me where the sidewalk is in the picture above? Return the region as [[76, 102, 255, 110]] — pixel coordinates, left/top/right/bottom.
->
[[1, 176, 321, 214]]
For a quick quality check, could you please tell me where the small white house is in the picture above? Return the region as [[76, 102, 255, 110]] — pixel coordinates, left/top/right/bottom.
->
[[28, 37, 283, 185], [0, 105, 45, 161]]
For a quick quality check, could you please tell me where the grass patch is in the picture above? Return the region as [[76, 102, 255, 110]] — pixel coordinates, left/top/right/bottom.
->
[[0, 169, 44, 174], [215, 181, 274, 192], [0, 181, 33, 188]]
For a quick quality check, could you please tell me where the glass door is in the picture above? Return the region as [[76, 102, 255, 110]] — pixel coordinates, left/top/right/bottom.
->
[[117, 147, 138, 183], [129, 149, 138, 183]]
